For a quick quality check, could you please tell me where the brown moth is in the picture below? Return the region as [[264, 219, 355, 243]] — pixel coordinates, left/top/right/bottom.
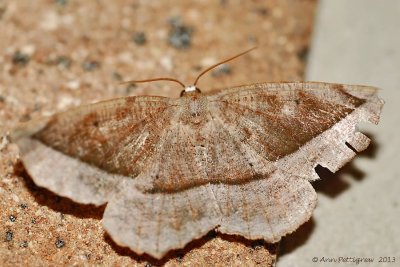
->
[[10, 49, 384, 259]]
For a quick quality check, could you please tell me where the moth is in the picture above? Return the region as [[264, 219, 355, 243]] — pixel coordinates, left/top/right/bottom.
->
[[10, 49, 384, 259]]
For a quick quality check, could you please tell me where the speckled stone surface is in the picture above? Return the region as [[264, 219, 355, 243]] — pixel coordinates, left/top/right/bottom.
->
[[0, 0, 316, 266]]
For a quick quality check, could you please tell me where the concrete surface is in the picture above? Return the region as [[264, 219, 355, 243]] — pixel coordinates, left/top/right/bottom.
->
[[279, 1, 400, 266]]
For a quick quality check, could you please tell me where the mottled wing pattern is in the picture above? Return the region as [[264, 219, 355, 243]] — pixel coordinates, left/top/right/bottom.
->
[[211, 82, 382, 176], [209, 82, 364, 161], [11, 96, 175, 204], [31, 96, 175, 177]]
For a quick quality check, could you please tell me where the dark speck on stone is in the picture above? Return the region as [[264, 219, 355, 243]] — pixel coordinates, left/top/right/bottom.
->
[[211, 64, 232, 77], [12, 51, 30, 66], [20, 203, 28, 209], [254, 7, 270, 16], [168, 17, 193, 49], [132, 32, 147, 45], [5, 230, 13, 241], [9, 215, 16, 222], [82, 60, 100, 71], [145, 263, 152, 267], [20, 241, 28, 248], [0, 5, 6, 20], [55, 238, 65, 248], [55, 0, 68, 6], [31, 218, 36, 224], [56, 56, 72, 69], [112, 72, 123, 81]]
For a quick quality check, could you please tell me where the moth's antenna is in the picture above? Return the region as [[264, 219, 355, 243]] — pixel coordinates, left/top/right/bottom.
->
[[121, 47, 257, 91], [193, 47, 257, 86], [121, 77, 186, 89]]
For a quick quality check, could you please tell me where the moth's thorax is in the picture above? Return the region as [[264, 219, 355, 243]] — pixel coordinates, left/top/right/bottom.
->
[[179, 91, 209, 125]]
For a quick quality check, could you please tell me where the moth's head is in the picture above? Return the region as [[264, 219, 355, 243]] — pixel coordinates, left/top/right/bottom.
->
[[180, 85, 202, 97]]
